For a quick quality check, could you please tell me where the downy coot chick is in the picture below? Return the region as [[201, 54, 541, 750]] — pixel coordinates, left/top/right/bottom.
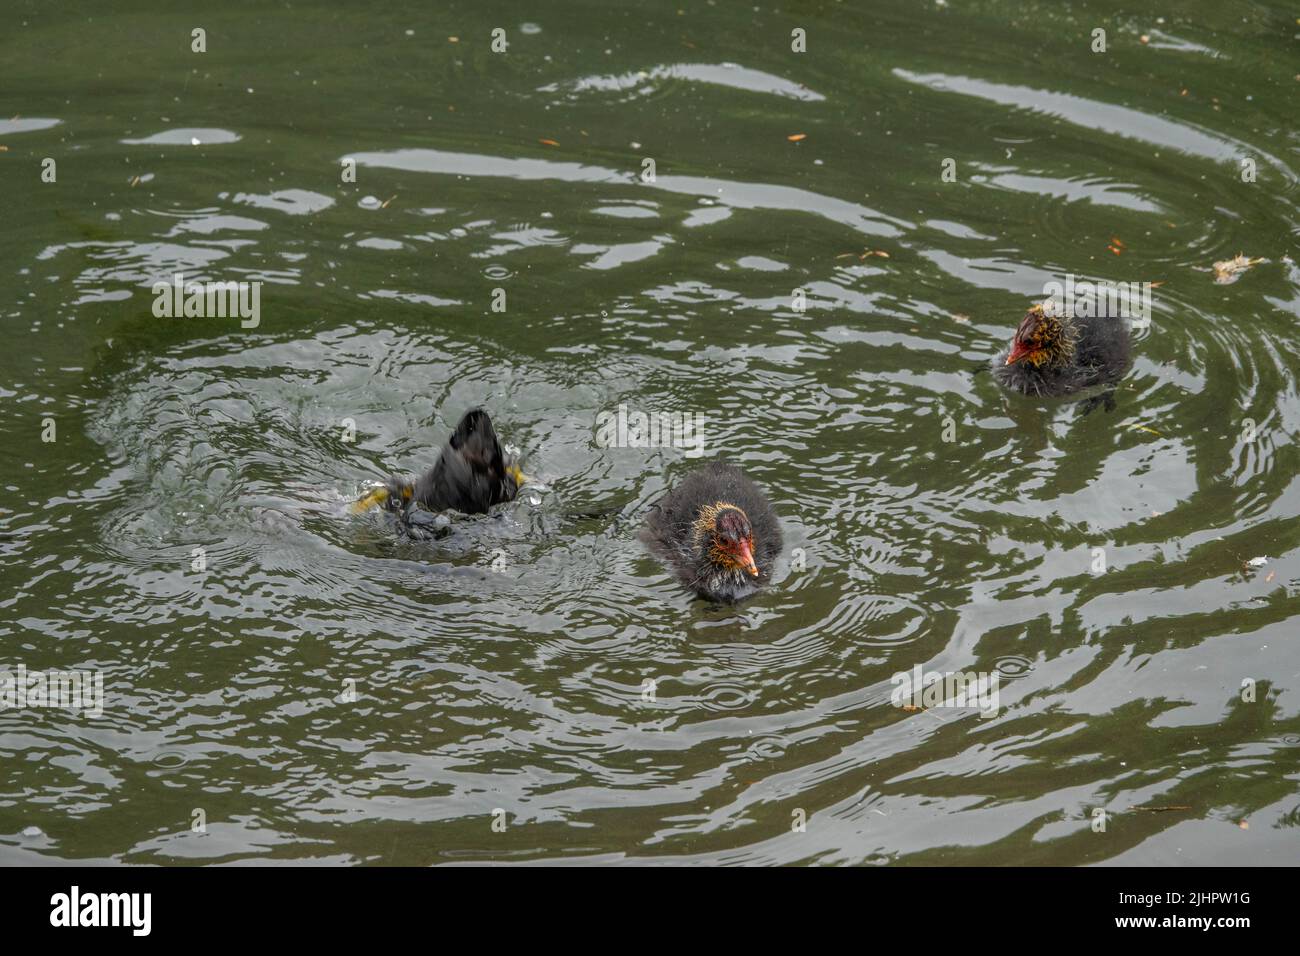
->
[[993, 304, 1131, 407], [351, 409, 523, 532], [640, 461, 782, 604]]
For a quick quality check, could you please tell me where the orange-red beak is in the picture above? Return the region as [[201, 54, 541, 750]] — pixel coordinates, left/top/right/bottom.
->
[[736, 539, 759, 577], [1005, 341, 1034, 366]]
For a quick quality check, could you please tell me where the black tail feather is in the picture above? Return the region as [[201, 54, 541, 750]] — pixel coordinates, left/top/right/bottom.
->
[[404, 409, 520, 516]]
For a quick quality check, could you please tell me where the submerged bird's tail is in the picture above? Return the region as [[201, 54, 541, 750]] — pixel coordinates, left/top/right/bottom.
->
[[415, 409, 524, 514], [449, 408, 508, 473], [349, 409, 524, 519]]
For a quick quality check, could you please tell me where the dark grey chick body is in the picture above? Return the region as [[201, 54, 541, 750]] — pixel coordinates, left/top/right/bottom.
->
[[993, 307, 1132, 400], [640, 461, 782, 604]]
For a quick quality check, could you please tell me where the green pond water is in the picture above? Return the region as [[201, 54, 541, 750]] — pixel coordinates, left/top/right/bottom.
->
[[1, 0, 1299, 865]]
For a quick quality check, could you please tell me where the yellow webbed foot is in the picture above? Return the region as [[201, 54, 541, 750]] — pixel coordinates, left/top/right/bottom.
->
[[349, 487, 390, 514]]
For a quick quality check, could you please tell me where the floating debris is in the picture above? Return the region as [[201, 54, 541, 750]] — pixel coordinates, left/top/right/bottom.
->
[[539, 138, 559, 147], [836, 247, 890, 261], [1212, 253, 1263, 285], [787, 133, 806, 142], [1128, 423, 1162, 436]]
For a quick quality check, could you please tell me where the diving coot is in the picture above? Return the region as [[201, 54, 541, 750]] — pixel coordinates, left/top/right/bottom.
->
[[352, 409, 523, 531], [993, 304, 1131, 406], [640, 461, 782, 604]]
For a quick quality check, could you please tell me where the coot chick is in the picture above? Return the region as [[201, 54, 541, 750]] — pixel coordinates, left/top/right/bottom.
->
[[993, 304, 1131, 406], [352, 409, 523, 531], [640, 462, 782, 604]]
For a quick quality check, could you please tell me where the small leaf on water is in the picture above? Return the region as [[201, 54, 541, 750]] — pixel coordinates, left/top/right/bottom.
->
[[787, 133, 806, 142]]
